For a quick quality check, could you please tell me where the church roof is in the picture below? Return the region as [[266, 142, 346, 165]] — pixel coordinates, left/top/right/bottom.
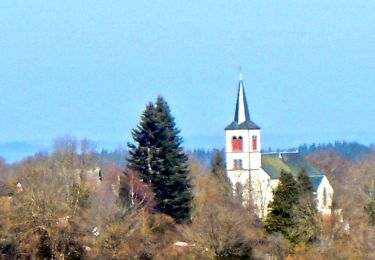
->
[[0, 181, 12, 197], [225, 77, 260, 130], [309, 175, 325, 190], [261, 152, 325, 190]]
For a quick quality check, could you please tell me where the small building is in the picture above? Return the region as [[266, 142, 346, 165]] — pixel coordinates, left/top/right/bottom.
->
[[225, 75, 334, 218], [262, 153, 334, 216]]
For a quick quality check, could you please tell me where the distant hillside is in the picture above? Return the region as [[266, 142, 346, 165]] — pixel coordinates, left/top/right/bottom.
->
[[189, 141, 374, 168], [298, 141, 374, 161]]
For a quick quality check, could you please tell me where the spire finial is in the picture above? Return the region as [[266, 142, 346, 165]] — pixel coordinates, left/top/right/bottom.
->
[[239, 66, 243, 81]]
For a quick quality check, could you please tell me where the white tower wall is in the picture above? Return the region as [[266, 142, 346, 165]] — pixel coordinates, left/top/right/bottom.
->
[[224, 76, 265, 216], [225, 129, 262, 171]]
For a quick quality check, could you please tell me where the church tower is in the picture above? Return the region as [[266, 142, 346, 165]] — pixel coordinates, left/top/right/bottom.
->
[[225, 75, 261, 204]]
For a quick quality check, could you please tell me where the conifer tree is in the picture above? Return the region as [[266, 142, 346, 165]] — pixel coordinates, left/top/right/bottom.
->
[[265, 169, 319, 244], [296, 168, 314, 194], [290, 169, 319, 244], [264, 170, 298, 239], [127, 96, 192, 222], [127, 102, 158, 184]]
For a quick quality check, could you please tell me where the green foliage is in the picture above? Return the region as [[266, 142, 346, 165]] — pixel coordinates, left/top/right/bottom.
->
[[290, 169, 319, 244], [127, 96, 193, 222], [265, 170, 298, 237], [365, 199, 375, 225], [296, 169, 314, 194], [290, 196, 319, 244], [265, 169, 318, 245]]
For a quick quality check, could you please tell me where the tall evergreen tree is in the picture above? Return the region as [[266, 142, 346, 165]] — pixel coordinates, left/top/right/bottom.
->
[[127, 102, 159, 184], [127, 96, 192, 222], [296, 169, 314, 194], [290, 169, 319, 244], [265, 170, 298, 237], [265, 169, 319, 244]]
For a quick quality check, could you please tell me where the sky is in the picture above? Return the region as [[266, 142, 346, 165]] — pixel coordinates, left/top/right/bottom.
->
[[0, 1, 374, 160]]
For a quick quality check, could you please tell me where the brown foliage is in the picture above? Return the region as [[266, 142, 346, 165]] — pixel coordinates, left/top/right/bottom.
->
[[119, 168, 155, 210], [307, 151, 370, 217], [100, 210, 178, 259], [307, 150, 353, 185], [4, 139, 375, 259], [307, 152, 375, 257], [181, 173, 262, 259]]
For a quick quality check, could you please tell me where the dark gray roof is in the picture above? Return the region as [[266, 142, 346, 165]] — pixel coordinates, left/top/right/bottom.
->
[[225, 120, 260, 130], [261, 152, 325, 190], [235, 80, 251, 123], [225, 80, 260, 130], [309, 175, 325, 190], [0, 181, 12, 197]]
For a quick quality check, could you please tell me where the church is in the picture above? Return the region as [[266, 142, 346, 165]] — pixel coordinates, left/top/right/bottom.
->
[[225, 76, 334, 218]]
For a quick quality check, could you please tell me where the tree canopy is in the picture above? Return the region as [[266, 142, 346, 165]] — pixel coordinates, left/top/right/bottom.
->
[[265, 169, 318, 245], [264, 170, 298, 237], [127, 96, 193, 223]]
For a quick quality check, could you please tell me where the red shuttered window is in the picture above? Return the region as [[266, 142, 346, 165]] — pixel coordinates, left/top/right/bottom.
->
[[232, 136, 243, 151], [252, 135, 257, 151]]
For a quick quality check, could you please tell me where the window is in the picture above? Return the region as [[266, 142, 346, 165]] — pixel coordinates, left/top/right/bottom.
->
[[238, 136, 243, 151], [238, 159, 243, 169], [232, 136, 243, 151], [252, 135, 257, 151], [232, 136, 238, 151], [233, 159, 238, 170], [323, 188, 327, 208], [233, 159, 243, 170]]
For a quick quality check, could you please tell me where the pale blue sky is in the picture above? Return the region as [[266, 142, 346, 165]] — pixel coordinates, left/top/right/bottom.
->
[[1, 1, 374, 155]]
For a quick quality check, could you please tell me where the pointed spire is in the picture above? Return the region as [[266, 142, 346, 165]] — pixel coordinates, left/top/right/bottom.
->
[[234, 77, 251, 124], [225, 74, 260, 130]]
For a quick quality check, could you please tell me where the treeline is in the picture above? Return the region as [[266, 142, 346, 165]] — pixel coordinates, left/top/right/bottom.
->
[[2, 140, 375, 258], [1, 96, 375, 259], [298, 141, 374, 161], [0, 146, 264, 259], [190, 141, 374, 168]]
